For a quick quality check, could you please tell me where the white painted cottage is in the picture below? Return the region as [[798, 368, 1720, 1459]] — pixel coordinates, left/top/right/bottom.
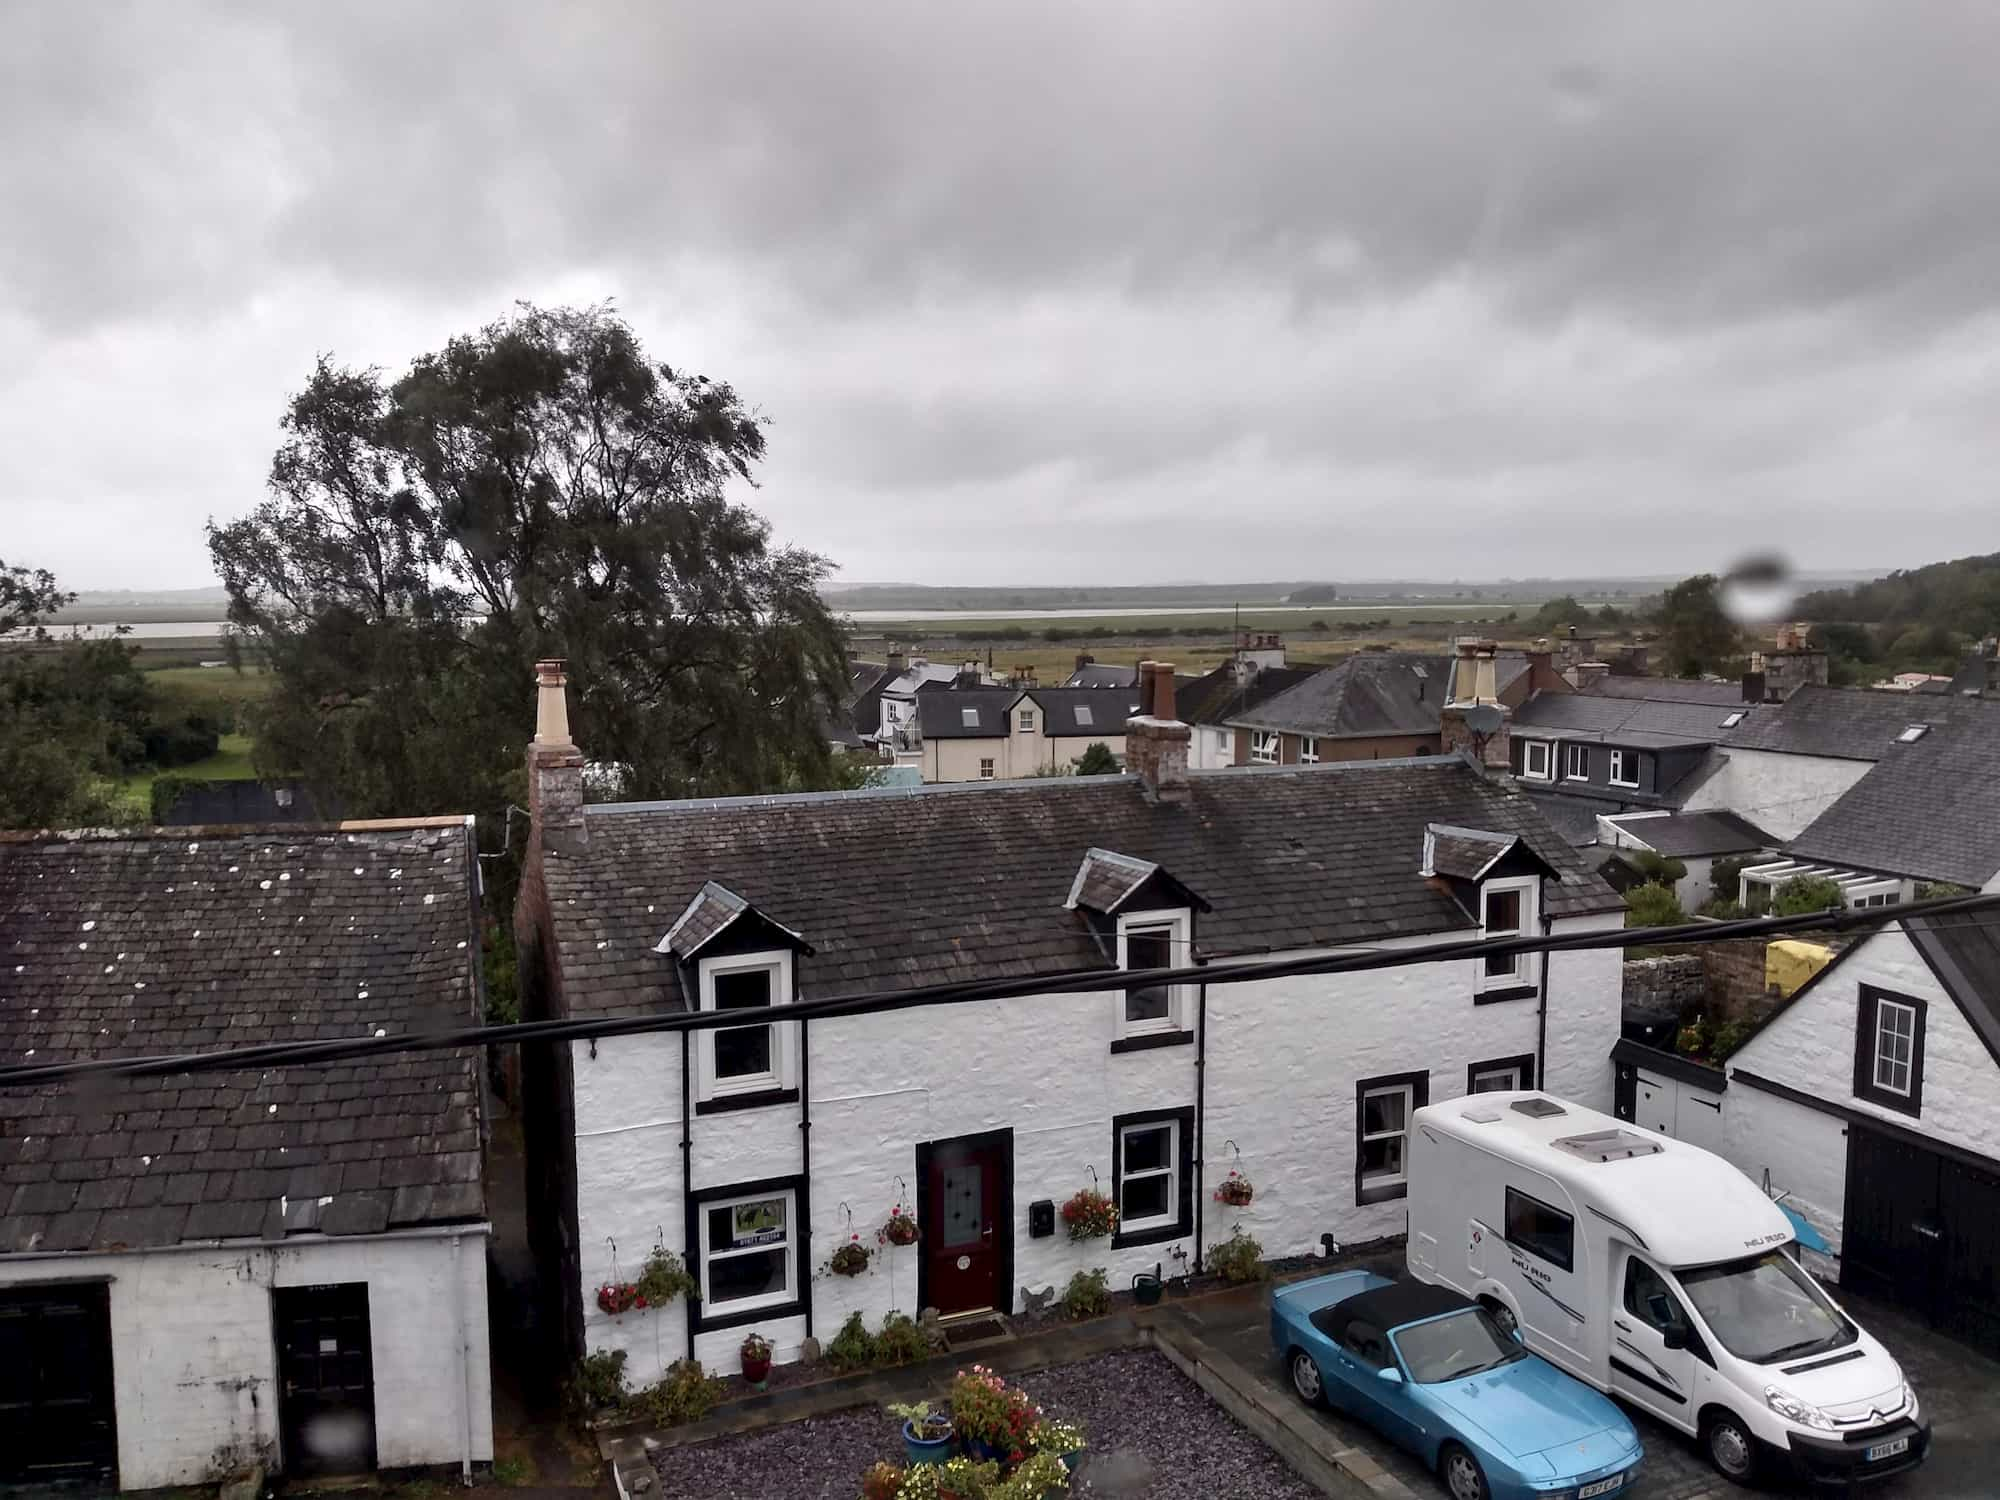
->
[[513, 660, 1627, 1384], [0, 821, 494, 1490]]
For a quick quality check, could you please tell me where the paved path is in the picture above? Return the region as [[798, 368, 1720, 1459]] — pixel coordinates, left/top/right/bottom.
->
[[1173, 1270, 2000, 1500]]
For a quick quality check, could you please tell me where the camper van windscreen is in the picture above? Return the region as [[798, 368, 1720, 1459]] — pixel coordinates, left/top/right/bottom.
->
[[1553, 1128, 1662, 1163]]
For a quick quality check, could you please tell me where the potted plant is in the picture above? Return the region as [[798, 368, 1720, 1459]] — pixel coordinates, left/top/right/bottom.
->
[[889, 1400, 954, 1466], [826, 1234, 872, 1277], [739, 1330, 772, 1387], [860, 1459, 905, 1500], [634, 1246, 697, 1306], [881, 1204, 920, 1246], [1029, 1416, 1086, 1475], [1213, 1167, 1254, 1207], [1058, 1187, 1117, 1241], [948, 1364, 1041, 1466]]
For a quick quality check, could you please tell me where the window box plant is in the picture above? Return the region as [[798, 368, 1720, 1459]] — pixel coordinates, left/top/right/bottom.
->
[[1213, 1168, 1254, 1207], [881, 1204, 920, 1246], [739, 1330, 772, 1386], [1058, 1187, 1117, 1241], [826, 1234, 873, 1277], [889, 1400, 954, 1466]]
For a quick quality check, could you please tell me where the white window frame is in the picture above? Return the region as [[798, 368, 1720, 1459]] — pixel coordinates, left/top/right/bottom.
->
[[1608, 748, 1639, 788], [696, 1185, 798, 1315], [1476, 875, 1540, 993], [1018, 709, 1036, 733], [978, 757, 996, 779], [1115, 908, 1191, 1040], [1470, 1060, 1528, 1093], [1521, 740, 1552, 780], [1563, 743, 1589, 781], [696, 949, 795, 1102], [1117, 1118, 1180, 1233], [1872, 998, 1918, 1097], [1250, 730, 1279, 765], [1358, 1082, 1415, 1190], [1300, 735, 1319, 764]]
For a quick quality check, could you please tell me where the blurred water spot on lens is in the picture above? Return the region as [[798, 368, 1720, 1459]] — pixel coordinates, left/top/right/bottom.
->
[[1720, 553, 1796, 625]]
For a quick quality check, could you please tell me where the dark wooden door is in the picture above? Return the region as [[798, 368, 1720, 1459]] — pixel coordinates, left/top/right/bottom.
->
[[1841, 1127, 1941, 1320], [1937, 1153, 2000, 1353], [274, 1284, 377, 1476], [922, 1134, 1010, 1315], [0, 1284, 117, 1485]]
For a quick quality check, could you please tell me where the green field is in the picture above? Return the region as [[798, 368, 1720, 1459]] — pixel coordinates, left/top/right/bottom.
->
[[115, 733, 259, 815], [850, 603, 1535, 638], [143, 663, 274, 712]]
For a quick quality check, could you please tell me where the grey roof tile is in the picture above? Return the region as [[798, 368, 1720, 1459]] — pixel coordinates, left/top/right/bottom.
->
[[1227, 653, 1453, 738]]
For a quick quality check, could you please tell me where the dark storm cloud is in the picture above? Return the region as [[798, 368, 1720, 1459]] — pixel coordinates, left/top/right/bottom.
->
[[4, 0, 2000, 586]]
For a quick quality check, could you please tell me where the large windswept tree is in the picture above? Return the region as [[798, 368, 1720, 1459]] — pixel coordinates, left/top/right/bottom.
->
[[209, 304, 850, 819]]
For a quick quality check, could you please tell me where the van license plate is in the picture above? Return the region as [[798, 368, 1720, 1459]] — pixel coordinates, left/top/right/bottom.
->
[[1579, 1478, 1623, 1498], [1866, 1437, 1910, 1462]]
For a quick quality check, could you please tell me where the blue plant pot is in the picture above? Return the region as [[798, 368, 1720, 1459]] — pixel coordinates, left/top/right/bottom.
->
[[966, 1436, 1006, 1465], [904, 1423, 953, 1467], [1059, 1451, 1080, 1474]]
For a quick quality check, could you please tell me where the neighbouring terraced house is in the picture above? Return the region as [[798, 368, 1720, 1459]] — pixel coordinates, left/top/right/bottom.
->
[[0, 821, 493, 1490], [512, 658, 1625, 1385]]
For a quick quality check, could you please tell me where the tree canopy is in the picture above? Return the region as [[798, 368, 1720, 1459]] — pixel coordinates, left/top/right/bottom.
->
[[208, 304, 851, 820], [1655, 573, 1741, 677]]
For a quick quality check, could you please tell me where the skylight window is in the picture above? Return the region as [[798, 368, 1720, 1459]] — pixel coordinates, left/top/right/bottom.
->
[[1896, 724, 1930, 744], [961, 707, 980, 727], [1075, 705, 1094, 725], [1721, 711, 1745, 728]]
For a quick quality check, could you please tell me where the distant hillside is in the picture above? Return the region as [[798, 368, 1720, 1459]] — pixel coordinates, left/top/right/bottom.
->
[[1796, 552, 2000, 637]]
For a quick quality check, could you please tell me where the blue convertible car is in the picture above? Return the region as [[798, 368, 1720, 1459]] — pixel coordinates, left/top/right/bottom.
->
[[1271, 1271, 1642, 1500]]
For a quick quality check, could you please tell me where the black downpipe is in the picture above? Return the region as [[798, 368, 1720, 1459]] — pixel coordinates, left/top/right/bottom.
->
[[680, 1027, 694, 1361], [1535, 910, 1553, 1086], [1193, 976, 1208, 1274], [799, 1017, 813, 1339]]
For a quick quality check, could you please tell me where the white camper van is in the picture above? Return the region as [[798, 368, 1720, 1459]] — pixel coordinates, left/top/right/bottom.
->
[[1406, 1092, 1928, 1487]]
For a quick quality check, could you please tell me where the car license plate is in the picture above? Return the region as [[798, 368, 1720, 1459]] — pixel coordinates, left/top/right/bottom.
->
[[1866, 1437, 1910, 1462], [1579, 1477, 1623, 1498]]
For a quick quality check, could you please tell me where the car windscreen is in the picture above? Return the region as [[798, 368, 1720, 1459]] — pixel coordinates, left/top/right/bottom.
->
[[1390, 1308, 1525, 1383], [1678, 1251, 1855, 1364]]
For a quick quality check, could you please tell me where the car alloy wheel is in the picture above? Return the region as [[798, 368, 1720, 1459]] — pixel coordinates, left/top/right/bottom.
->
[[1706, 1413, 1758, 1483], [1441, 1443, 1489, 1500], [1289, 1351, 1323, 1406]]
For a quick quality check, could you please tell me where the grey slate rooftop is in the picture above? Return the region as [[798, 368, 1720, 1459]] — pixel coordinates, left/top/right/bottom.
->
[[1720, 683, 1997, 761], [0, 821, 486, 1255], [1605, 809, 1771, 858], [1173, 662, 1321, 728], [1512, 684, 1750, 746], [1226, 652, 1451, 738], [1905, 913, 2000, 1068], [545, 756, 1623, 1018]]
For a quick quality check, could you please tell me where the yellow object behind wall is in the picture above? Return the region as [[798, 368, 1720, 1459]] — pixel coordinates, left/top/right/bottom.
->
[[1768, 939, 1834, 998]]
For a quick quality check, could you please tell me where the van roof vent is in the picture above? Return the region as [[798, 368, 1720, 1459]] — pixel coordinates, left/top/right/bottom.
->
[[1509, 1097, 1567, 1119], [1553, 1128, 1663, 1163], [1461, 1106, 1502, 1124]]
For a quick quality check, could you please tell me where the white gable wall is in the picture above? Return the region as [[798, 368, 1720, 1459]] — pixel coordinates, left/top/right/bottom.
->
[[570, 911, 1625, 1386], [1679, 748, 1870, 840]]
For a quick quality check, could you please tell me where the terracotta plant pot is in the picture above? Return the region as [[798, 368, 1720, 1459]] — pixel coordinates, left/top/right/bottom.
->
[[741, 1353, 771, 1385]]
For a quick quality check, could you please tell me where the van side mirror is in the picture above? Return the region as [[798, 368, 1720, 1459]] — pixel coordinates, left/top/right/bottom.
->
[[1375, 1365, 1405, 1385], [1662, 1324, 1689, 1351]]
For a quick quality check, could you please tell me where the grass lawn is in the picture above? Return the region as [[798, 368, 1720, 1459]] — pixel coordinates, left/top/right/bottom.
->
[[142, 663, 274, 712], [116, 733, 259, 815]]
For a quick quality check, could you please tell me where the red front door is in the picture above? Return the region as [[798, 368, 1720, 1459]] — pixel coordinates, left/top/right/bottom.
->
[[924, 1135, 1007, 1314]]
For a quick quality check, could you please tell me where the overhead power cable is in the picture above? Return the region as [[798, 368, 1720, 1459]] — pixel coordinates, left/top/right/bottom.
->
[[3, 892, 1997, 1089]]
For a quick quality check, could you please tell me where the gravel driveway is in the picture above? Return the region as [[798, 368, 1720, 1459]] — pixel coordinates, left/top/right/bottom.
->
[[649, 1348, 1321, 1500]]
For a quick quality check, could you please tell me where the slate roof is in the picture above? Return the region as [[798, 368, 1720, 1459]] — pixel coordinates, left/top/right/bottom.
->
[[1063, 663, 1139, 688], [1607, 810, 1771, 858], [1512, 687, 1748, 746], [1027, 687, 1146, 738], [1581, 676, 1748, 706], [1228, 653, 1450, 738], [1719, 684, 1997, 761], [1905, 913, 2000, 1067], [1175, 663, 1321, 729], [0, 822, 486, 1255], [1424, 825, 1522, 882], [844, 662, 895, 738], [1519, 792, 1612, 848], [917, 687, 1020, 738], [543, 757, 1624, 1018]]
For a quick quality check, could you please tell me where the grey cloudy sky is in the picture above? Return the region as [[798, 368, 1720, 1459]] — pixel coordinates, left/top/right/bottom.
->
[[6, 1, 1999, 591]]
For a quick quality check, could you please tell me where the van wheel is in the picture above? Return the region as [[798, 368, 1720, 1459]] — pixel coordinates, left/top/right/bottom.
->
[[1288, 1349, 1324, 1408], [1703, 1411, 1759, 1484], [1478, 1297, 1516, 1336], [1439, 1442, 1491, 1500]]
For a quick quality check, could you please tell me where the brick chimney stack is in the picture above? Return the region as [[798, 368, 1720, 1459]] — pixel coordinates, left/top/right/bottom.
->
[[1125, 660, 1191, 804], [1440, 639, 1510, 769], [528, 659, 586, 850]]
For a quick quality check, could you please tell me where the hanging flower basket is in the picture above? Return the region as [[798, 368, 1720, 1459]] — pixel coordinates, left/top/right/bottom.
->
[[635, 1246, 698, 1305], [828, 1236, 873, 1277], [1213, 1169, 1254, 1207], [596, 1281, 645, 1316], [1060, 1187, 1118, 1241], [881, 1206, 920, 1247]]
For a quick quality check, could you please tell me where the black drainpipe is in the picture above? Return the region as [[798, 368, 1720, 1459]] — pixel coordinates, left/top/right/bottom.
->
[[1193, 974, 1208, 1274], [1534, 909, 1553, 1087], [680, 1028, 695, 1361], [799, 1016, 813, 1340]]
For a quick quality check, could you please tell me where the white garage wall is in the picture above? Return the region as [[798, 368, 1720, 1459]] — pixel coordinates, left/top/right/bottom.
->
[[0, 1229, 491, 1491], [1722, 1082, 1848, 1258], [572, 912, 1624, 1386]]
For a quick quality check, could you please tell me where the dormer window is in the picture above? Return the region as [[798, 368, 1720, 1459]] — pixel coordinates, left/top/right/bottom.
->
[[1521, 740, 1552, 780], [697, 950, 797, 1106], [1064, 847, 1209, 1054], [1478, 877, 1540, 997], [1019, 709, 1036, 732], [1607, 748, 1638, 788], [1117, 910, 1190, 1041]]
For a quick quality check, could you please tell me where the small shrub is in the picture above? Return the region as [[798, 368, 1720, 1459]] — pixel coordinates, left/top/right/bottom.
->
[[1709, 1019, 1752, 1060], [1074, 742, 1119, 776], [1773, 875, 1845, 917], [1916, 881, 1972, 901], [629, 1358, 723, 1426], [1060, 1267, 1110, 1320], [491, 1454, 536, 1488], [826, 1310, 878, 1371], [1207, 1227, 1266, 1284], [1709, 854, 1758, 904], [875, 1310, 931, 1366], [1624, 883, 1687, 929], [1698, 897, 1746, 920], [1629, 850, 1688, 886], [1676, 1018, 1710, 1057], [564, 1348, 628, 1414], [861, 1459, 905, 1500]]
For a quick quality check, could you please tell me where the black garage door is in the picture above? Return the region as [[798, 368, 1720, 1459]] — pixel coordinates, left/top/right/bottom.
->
[[0, 1283, 118, 1485], [1842, 1125, 2000, 1355]]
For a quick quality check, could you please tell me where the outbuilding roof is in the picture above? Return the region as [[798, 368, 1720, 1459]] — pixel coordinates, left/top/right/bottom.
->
[[1607, 810, 1771, 859], [541, 756, 1623, 1019], [0, 821, 486, 1255]]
